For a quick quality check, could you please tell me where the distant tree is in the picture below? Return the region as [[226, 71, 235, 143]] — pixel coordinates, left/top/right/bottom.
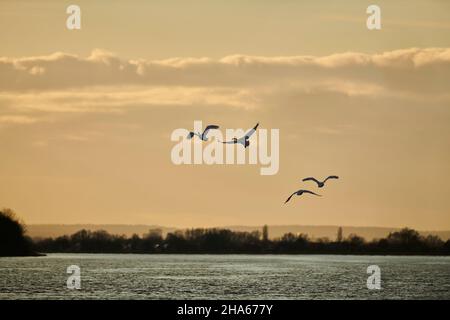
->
[[316, 237, 331, 244], [387, 228, 421, 244], [0, 208, 34, 256], [444, 240, 450, 254], [262, 225, 269, 242], [336, 227, 343, 242], [277, 233, 309, 252], [251, 230, 262, 242], [129, 233, 141, 252], [423, 235, 443, 248], [346, 234, 365, 247], [141, 228, 163, 252], [144, 228, 163, 242], [280, 232, 297, 243]]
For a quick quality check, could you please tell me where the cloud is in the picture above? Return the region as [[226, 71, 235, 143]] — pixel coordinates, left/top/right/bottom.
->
[[0, 48, 449, 125], [0, 115, 39, 124], [0, 48, 449, 95], [0, 86, 257, 114]]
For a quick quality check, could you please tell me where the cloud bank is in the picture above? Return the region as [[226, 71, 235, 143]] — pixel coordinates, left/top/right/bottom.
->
[[0, 48, 449, 122], [0, 47, 449, 93]]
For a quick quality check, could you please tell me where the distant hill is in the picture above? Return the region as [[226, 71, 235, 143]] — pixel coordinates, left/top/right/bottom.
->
[[28, 224, 450, 241]]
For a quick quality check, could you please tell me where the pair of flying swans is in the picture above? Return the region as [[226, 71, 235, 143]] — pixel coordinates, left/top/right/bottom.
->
[[285, 176, 339, 204], [187, 123, 259, 148]]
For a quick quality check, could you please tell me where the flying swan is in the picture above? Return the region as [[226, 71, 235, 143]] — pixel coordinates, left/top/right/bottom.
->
[[187, 125, 220, 141], [221, 123, 259, 148], [284, 189, 321, 204], [302, 176, 339, 188]]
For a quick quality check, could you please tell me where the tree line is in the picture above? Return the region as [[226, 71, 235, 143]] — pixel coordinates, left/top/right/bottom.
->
[[2, 208, 449, 256], [34, 226, 450, 255]]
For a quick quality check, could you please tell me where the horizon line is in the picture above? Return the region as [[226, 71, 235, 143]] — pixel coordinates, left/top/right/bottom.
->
[[26, 223, 450, 232]]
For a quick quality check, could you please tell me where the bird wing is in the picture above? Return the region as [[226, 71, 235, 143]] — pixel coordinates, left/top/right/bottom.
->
[[202, 125, 219, 139], [235, 123, 259, 144], [302, 190, 321, 197], [284, 192, 297, 204], [244, 123, 259, 139], [220, 123, 259, 144], [302, 177, 321, 186], [324, 175, 339, 182]]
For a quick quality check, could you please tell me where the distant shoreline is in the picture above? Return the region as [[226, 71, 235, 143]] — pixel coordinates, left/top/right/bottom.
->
[[34, 252, 449, 256], [2, 208, 449, 257], [27, 224, 450, 241], [33, 227, 450, 256], [0, 252, 46, 258]]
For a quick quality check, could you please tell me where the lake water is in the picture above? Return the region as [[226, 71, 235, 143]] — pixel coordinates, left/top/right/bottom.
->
[[0, 254, 449, 299]]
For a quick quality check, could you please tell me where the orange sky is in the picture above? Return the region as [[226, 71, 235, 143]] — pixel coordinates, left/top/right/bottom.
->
[[0, 0, 449, 229]]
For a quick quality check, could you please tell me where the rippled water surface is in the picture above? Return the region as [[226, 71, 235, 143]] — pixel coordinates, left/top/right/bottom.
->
[[0, 254, 449, 299]]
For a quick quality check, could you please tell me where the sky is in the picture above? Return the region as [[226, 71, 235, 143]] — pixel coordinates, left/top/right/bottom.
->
[[0, 0, 449, 229]]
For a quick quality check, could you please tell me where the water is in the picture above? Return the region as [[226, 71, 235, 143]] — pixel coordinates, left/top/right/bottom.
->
[[0, 254, 449, 299]]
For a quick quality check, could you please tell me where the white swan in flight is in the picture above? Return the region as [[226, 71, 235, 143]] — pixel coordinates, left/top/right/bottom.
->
[[284, 189, 321, 204], [221, 123, 259, 148], [302, 176, 339, 188], [187, 125, 220, 141]]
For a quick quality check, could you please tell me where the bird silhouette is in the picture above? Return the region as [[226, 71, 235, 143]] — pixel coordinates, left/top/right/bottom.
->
[[187, 125, 220, 141], [284, 189, 321, 204], [302, 176, 339, 188], [221, 123, 259, 148]]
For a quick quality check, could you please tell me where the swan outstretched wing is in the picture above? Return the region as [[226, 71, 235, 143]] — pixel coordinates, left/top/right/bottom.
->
[[202, 125, 219, 139], [324, 175, 339, 182], [244, 123, 259, 139], [235, 123, 259, 144], [302, 177, 321, 186], [302, 190, 321, 197], [284, 192, 297, 204]]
